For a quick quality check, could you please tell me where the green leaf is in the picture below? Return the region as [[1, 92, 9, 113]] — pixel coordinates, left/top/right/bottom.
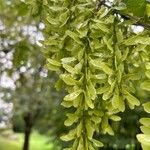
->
[[141, 144, 150, 150], [141, 80, 150, 92], [103, 90, 112, 100], [48, 6, 65, 12], [91, 74, 107, 80], [77, 121, 83, 137], [137, 134, 150, 146], [62, 64, 77, 74], [77, 26, 88, 38], [89, 145, 95, 150], [60, 129, 76, 141], [124, 91, 140, 108], [85, 90, 94, 109], [92, 139, 104, 147], [140, 118, 150, 126], [74, 60, 84, 73], [90, 59, 113, 75], [146, 62, 150, 70], [55, 79, 63, 91], [60, 74, 76, 86], [97, 7, 109, 18], [47, 58, 61, 67], [140, 126, 150, 134], [112, 93, 125, 112], [85, 120, 94, 140], [91, 20, 110, 33], [61, 101, 73, 108], [145, 70, 150, 78], [123, 73, 141, 81], [101, 63, 114, 75], [64, 113, 78, 126], [143, 102, 150, 113], [45, 63, 60, 71], [72, 139, 79, 150], [65, 30, 82, 45], [101, 116, 108, 131], [105, 125, 114, 135], [78, 49, 84, 61], [63, 148, 72, 150], [44, 37, 58, 46], [96, 85, 109, 94], [122, 48, 129, 61], [89, 39, 102, 50], [47, 16, 59, 25], [96, 23, 110, 33], [109, 115, 121, 121], [117, 63, 124, 83], [61, 57, 76, 64], [123, 36, 150, 45], [64, 90, 82, 101], [103, 37, 113, 52], [115, 46, 122, 62], [59, 9, 70, 26], [87, 80, 96, 100], [73, 94, 83, 108], [91, 116, 101, 124], [93, 110, 104, 117], [116, 28, 124, 43], [77, 137, 84, 149]]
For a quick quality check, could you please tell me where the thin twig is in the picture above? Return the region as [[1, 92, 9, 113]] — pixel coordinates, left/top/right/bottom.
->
[[98, 0, 150, 30]]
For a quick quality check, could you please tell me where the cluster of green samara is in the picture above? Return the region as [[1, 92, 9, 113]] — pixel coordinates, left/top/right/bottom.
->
[[27, 0, 150, 149]]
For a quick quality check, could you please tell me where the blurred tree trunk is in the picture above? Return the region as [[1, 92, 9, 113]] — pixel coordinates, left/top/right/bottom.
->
[[23, 112, 33, 150]]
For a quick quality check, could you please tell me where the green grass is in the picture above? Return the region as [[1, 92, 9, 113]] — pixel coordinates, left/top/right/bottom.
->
[[0, 136, 20, 150], [0, 131, 54, 150]]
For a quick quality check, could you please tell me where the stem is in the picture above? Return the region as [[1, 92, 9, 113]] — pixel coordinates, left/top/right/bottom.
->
[[23, 113, 33, 150], [118, 13, 150, 29], [81, 40, 90, 149], [23, 126, 32, 150], [82, 51, 88, 149]]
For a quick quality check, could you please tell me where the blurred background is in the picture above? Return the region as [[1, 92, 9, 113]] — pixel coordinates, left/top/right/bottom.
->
[[0, 0, 149, 150]]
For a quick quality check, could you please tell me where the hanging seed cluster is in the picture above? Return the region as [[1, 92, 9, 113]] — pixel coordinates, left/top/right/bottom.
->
[[26, 0, 150, 149]]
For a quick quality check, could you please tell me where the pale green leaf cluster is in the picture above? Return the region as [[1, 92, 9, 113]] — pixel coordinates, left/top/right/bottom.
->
[[27, 0, 150, 149], [137, 55, 150, 150]]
